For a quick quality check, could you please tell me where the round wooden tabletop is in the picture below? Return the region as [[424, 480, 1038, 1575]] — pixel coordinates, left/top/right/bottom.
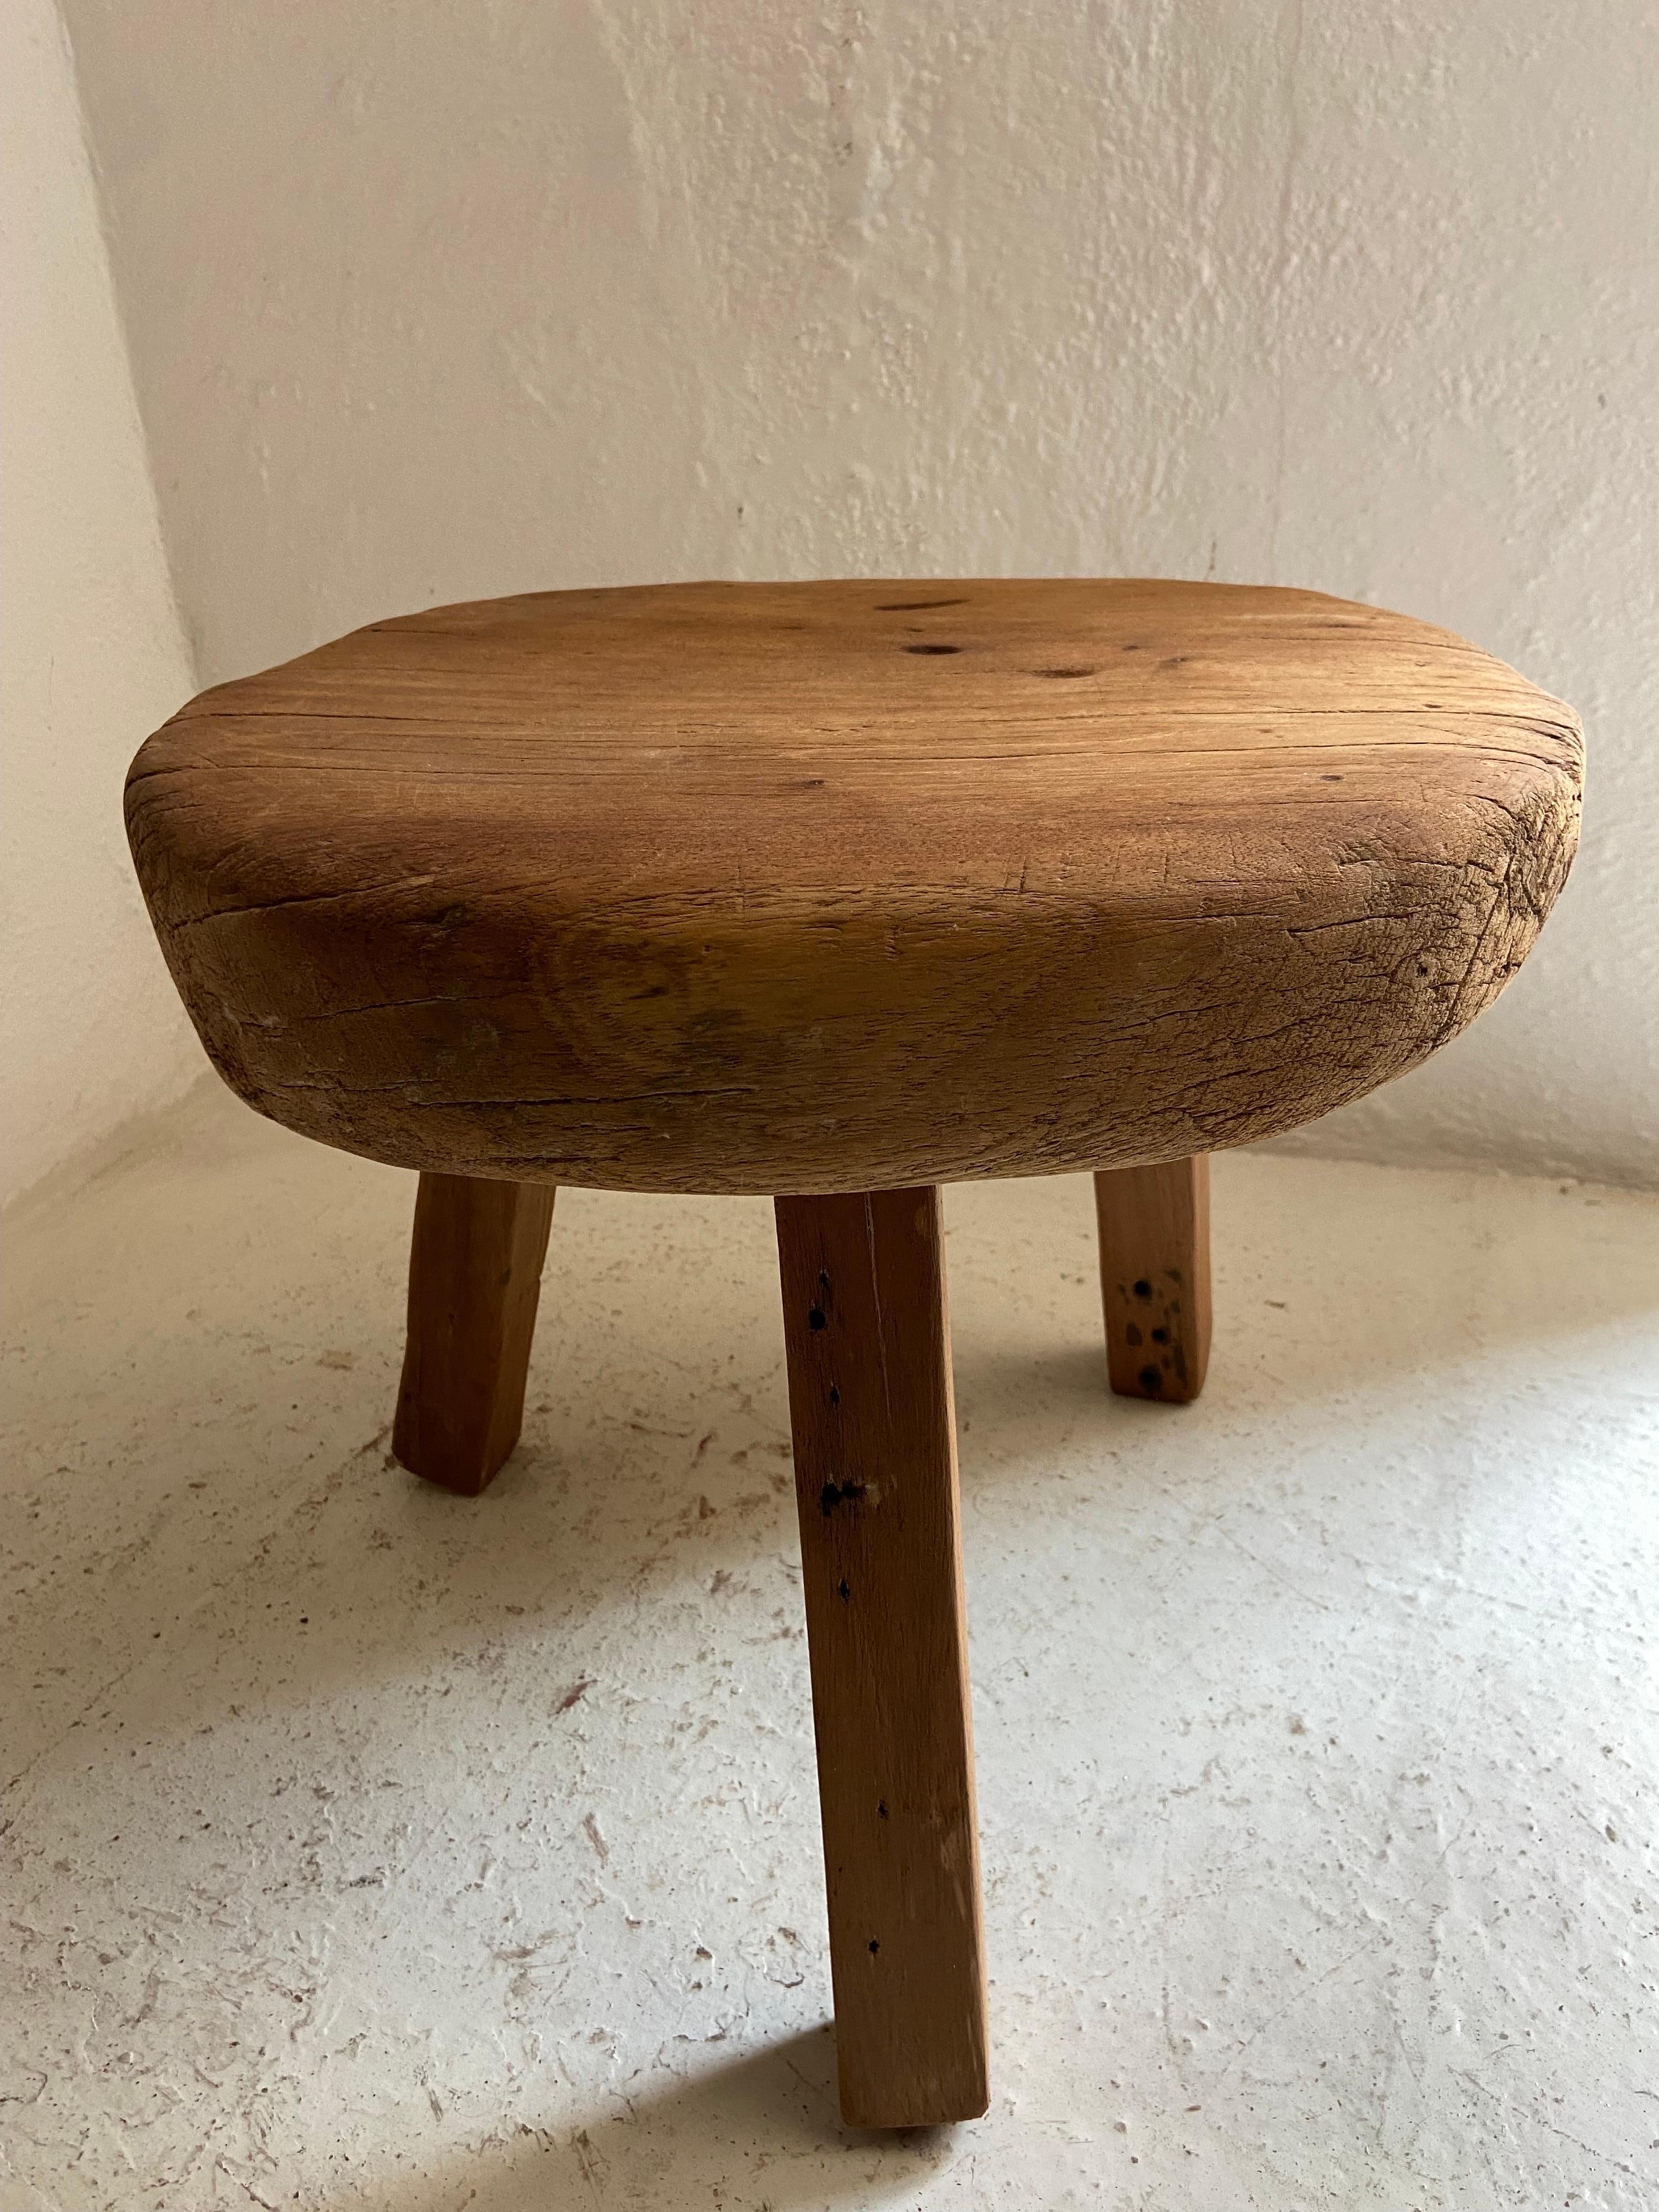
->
[[126, 579, 1581, 1193]]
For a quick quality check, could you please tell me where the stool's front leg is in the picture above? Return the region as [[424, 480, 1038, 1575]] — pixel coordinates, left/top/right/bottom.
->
[[775, 1187, 989, 2129], [1093, 1155, 1211, 1402], [392, 1173, 555, 1496]]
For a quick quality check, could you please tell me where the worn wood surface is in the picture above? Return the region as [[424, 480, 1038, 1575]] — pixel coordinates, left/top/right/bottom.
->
[[126, 580, 1582, 1194], [392, 1172, 555, 1494], [775, 1186, 989, 2127], [1094, 1156, 1212, 1403]]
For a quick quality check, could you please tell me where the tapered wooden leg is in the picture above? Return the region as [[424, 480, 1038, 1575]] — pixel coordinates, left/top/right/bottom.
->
[[392, 1173, 556, 1496], [775, 1187, 989, 2129], [1093, 1155, 1211, 1403]]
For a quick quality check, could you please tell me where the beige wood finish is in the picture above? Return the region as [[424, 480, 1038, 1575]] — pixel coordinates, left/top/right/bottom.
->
[[125, 580, 1581, 1196], [775, 1187, 989, 2127], [1094, 1156, 1212, 1403], [392, 1173, 555, 1494]]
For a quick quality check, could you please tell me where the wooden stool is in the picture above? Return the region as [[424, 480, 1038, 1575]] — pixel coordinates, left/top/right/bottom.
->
[[125, 580, 1580, 2126]]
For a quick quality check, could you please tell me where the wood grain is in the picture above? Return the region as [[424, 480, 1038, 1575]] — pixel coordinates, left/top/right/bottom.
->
[[1094, 1156, 1212, 1402], [126, 580, 1582, 1194], [392, 1172, 555, 1494], [775, 1186, 989, 2128]]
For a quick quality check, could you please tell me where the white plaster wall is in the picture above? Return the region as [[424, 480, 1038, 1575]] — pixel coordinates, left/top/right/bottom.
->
[[1, 0, 199, 1206], [60, 1, 1659, 1184]]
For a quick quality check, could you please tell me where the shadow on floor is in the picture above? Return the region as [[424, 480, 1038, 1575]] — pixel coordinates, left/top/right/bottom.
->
[[13, 1095, 1659, 1762], [360, 2028, 959, 2212]]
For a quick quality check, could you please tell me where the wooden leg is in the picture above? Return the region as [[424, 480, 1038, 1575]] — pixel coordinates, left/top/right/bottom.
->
[[392, 1172, 556, 1496], [775, 1187, 989, 2129], [1093, 1155, 1212, 1403]]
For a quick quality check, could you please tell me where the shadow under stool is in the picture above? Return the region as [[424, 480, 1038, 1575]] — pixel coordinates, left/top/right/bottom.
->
[[125, 578, 1581, 2127]]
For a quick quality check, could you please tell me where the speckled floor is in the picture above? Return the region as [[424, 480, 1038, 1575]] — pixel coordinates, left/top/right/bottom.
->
[[3, 1079, 1656, 2211]]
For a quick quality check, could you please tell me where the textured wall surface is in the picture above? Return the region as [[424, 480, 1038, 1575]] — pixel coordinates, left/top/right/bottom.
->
[[63, 0, 1658, 1182], [0, 0, 198, 1205]]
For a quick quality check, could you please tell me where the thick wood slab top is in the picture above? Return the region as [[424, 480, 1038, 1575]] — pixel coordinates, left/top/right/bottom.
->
[[126, 579, 1581, 1193]]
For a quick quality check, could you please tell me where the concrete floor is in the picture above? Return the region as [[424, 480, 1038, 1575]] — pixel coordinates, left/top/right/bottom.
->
[[2, 1080, 1656, 2212]]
